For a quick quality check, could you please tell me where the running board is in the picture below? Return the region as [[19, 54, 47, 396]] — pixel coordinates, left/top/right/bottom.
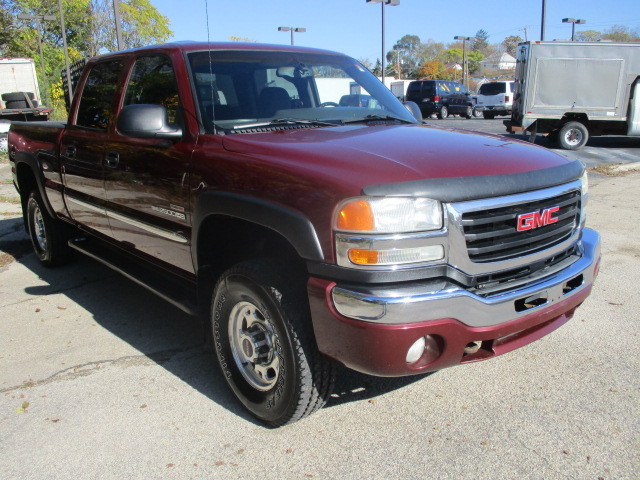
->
[[69, 238, 199, 316]]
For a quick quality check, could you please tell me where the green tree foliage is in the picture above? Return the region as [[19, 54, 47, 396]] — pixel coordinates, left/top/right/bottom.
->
[[1, 0, 171, 118], [575, 30, 602, 42], [502, 35, 523, 56], [386, 34, 421, 78]]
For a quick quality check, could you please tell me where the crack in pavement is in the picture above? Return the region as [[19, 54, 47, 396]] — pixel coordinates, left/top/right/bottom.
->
[[1, 344, 206, 393]]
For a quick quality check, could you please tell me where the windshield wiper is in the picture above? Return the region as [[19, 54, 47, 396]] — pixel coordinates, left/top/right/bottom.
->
[[341, 114, 415, 125], [233, 118, 336, 129]]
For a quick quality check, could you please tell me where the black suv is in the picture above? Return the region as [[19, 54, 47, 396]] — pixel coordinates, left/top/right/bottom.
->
[[406, 80, 474, 119]]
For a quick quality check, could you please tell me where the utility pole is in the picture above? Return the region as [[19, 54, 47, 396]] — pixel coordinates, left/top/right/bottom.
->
[[113, 0, 124, 50]]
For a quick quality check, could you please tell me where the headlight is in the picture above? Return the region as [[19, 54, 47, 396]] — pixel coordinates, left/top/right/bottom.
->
[[334, 197, 446, 269], [580, 171, 589, 196], [335, 197, 442, 233]]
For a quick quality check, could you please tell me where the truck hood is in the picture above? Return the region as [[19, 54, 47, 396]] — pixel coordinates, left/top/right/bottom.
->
[[221, 124, 583, 202]]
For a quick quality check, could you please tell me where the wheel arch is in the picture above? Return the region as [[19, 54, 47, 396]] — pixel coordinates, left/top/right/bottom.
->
[[14, 155, 55, 228], [192, 192, 324, 279]]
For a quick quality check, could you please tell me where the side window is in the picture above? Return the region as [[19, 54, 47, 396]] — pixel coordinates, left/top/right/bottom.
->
[[76, 60, 124, 130], [123, 55, 180, 124]]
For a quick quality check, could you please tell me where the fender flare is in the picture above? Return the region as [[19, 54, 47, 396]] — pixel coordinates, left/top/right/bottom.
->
[[13, 151, 57, 219], [191, 191, 324, 268]]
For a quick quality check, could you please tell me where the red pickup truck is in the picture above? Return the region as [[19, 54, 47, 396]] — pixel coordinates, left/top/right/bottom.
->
[[8, 42, 600, 426]]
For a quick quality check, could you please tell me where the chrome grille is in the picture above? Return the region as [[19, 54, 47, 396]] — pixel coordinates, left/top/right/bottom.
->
[[461, 190, 581, 263]]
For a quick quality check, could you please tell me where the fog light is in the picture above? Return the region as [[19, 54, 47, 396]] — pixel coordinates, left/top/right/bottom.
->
[[406, 337, 426, 364]]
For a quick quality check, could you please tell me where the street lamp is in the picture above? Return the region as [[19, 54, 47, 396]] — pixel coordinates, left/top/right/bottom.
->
[[454, 35, 474, 90], [366, 0, 400, 87], [562, 18, 586, 41], [17, 13, 56, 105], [278, 27, 306, 46]]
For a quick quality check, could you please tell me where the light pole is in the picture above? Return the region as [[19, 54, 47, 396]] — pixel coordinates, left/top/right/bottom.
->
[[540, 0, 546, 40], [454, 35, 473, 90], [278, 27, 306, 46], [562, 18, 586, 41], [17, 13, 56, 105], [366, 0, 400, 87]]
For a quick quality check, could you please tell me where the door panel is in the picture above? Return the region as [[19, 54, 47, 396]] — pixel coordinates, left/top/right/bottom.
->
[[104, 55, 194, 273], [62, 59, 125, 238]]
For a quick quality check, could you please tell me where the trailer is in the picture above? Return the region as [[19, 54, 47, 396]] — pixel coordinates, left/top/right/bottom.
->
[[0, 58, 50, 121], [505, 41, 640, 149]]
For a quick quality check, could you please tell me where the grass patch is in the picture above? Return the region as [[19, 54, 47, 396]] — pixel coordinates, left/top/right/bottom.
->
[[0, 193, 20, 204], [0, 151, 8, 164]]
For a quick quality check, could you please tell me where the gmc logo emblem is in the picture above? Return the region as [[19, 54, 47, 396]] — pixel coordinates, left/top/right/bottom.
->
[[517, 206, 560, 231]]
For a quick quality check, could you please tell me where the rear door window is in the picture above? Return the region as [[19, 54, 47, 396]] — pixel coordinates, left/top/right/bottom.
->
[[479, 83, 506, 95]]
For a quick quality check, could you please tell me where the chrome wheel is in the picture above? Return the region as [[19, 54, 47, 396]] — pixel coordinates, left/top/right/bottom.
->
[[228, 301, 280, 391], [32, 206, 47, 252], [563, 127, 583, 146]]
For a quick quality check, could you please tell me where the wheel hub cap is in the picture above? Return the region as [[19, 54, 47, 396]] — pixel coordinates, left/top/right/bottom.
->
[[229, 301, 280, 391]]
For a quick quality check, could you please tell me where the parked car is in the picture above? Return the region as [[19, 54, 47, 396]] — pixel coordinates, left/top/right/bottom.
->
[[406, 79, 474, 119], [477, 81, 514, 119]]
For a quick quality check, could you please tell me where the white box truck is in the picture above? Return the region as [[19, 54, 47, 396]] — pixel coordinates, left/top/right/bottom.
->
[[505, 41, 640, 149], [0, 58, 50, 121]]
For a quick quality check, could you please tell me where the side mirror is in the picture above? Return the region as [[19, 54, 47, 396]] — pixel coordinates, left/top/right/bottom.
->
[[403, 101, 423, 123], [117, 104, 182, 140]]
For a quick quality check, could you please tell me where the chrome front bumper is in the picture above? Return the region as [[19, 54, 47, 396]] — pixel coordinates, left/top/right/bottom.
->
[[331, 228, 600, 328]]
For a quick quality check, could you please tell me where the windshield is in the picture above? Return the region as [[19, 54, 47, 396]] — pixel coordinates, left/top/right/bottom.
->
[[188, 50, 417, 133]]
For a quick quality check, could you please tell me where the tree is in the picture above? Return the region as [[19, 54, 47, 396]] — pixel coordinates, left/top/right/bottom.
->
[[89, 0, 172, 55], [3, 0, 172, 119], [575, 30, 602, 42], [386, 34, 421, 78], [472, 29, 490, 55], [502, 35, 523, 56], [602, 25, 640, 42], [416, 60, 456, 81]]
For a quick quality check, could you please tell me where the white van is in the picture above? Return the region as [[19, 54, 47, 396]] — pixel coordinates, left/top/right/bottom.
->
[[477, 81, 514, 119]]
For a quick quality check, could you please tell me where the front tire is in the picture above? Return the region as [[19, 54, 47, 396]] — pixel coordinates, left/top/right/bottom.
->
[[558, 121, 589, 150], [211, 259, 335, 427], [463, 106, 473, 119], [26, 191, 70, 267]]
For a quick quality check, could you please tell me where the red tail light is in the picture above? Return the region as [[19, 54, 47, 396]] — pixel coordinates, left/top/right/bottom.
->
[[432, 95, 440, 102], [505, 95, 510, 102]]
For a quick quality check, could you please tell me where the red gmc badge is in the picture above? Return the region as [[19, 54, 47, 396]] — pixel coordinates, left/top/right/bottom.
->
[[517, 206, 560, 231]]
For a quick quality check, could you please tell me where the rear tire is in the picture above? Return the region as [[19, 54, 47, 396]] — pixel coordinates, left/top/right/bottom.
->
[[558, 121, 589, 150], [211, 259, 335, 427], [26, 191, 71, 267], [437, 105, 448, 119], [473, 107, 483, 118]]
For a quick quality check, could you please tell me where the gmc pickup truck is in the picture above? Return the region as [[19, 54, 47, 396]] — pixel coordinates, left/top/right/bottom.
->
[[9, 42, 600, 427]]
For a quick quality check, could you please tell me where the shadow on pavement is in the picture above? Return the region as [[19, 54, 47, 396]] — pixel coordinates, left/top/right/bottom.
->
[[0, 216, 425, 422]]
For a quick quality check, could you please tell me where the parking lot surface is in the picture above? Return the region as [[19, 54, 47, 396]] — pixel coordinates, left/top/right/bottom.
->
[[1, 138, 639, 478]]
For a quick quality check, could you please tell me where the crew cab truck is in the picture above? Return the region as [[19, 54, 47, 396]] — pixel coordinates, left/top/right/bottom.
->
[[9, 42, 601, 427], [505, 41, 640, 149]]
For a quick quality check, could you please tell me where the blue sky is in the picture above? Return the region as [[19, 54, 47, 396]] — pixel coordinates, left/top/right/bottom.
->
[[153, 0, 640, 62]]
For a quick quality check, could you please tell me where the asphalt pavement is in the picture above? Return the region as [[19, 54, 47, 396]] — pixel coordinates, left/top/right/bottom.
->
[[1, 135, 639, 479]]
